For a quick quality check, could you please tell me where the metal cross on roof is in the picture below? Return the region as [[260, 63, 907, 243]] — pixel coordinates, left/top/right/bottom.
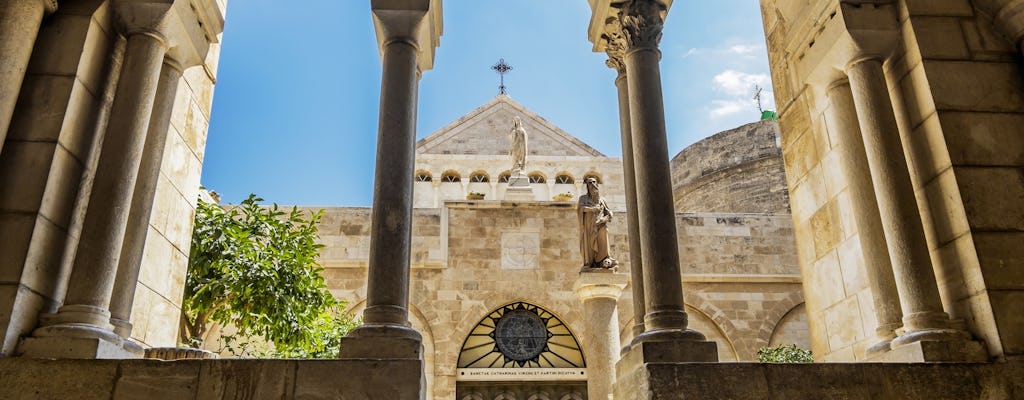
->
[[491, 58, 513, 95]]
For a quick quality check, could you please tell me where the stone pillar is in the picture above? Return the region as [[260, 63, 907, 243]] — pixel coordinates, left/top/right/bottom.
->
[[340, 1, 442, 363], [20, 9, 172, 358], [108, 56, 183, 343], [617, 1, 708, 351], [574, 272, 628, 400], [604, 35, 645, 342], [0, 0, 56, 154], [844, 58, 962, 348], [822, 80, 903, 355]]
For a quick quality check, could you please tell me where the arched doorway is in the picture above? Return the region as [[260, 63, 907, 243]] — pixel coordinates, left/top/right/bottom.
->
[[455, 302, 587, 400]]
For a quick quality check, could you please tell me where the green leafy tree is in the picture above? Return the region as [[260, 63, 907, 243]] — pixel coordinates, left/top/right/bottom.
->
[[181, 194, 357, 358], [757, 344, 814, 363]]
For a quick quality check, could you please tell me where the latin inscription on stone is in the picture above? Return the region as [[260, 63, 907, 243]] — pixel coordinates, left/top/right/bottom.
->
[[501, 231, 539, 270]]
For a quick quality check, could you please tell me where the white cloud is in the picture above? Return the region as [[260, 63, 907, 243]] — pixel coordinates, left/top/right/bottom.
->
[[706, 70, 776, 119], [681, 48, 699, 58], [727, 44, 758, 54], [708, 99, 754, 118], [712, 70, 771, 96]]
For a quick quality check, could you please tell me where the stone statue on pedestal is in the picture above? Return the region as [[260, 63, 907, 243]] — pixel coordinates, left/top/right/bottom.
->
[[578, 177, 617, 270], [509, 116, 527, 173]]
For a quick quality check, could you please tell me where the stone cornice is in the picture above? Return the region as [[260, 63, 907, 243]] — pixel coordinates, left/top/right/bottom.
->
[[791, 1, 899, 88], [618, 0, 666, 53]]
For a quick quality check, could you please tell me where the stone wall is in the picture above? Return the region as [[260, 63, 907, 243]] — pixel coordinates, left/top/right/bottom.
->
[[306, 202, 803, 399], [130, 44, 222, 348], [0, 1, 223, 354], [761, 0, 1024, 361], [670, 120, 790, 214]]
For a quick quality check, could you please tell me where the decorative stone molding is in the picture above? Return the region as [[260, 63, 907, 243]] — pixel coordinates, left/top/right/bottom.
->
[[618, 0, 667, 52], [603, 17, 627, 74], [585, 0, 673, 54], [794, 1, 899, 88], [42, 0, 57, 14], [144, 347, 218, 360]]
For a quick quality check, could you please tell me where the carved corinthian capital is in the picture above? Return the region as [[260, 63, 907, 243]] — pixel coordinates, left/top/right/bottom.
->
[[603, 17, 627, 74], [618, 0, 666, 52]]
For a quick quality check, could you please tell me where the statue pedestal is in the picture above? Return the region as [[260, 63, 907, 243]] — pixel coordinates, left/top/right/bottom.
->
[[504, 171, 534, 201]]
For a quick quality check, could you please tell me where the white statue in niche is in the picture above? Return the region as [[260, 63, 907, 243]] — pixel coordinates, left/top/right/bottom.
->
[[578, 177, 617, 270], [509, 116, 527, 173]]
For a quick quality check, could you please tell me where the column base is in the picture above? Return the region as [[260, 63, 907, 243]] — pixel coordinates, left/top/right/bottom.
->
[[615, 339, 718, 399], [338, 323, 423, 360], [17, 335, 143, 359], [504, 172, 534, 201], [868, 337, 987, 362]]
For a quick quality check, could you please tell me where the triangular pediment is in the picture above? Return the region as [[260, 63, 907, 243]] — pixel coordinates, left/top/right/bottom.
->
[[416, 95, 605, 157]]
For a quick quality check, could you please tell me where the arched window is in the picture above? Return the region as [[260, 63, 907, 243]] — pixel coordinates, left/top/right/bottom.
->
[[528, 172, 546, 184], [414, 170, 432, 182], [457, 302, 585, 368], [441, 171, 461, 183], [498, 171, 511, 183], [583, 173, 602, 184], [469, 171, 490, 183], [554, 173, 574, 184]]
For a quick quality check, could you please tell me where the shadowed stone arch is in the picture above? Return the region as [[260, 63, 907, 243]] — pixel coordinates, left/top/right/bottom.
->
[[754, 291, 805, 350]]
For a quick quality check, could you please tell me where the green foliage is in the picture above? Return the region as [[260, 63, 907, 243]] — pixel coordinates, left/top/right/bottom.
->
[[181, 194, 356, 358], [757, 344, 813, 363]]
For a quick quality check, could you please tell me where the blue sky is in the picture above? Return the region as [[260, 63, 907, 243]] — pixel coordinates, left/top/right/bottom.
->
[[202, 0, 774, 206]]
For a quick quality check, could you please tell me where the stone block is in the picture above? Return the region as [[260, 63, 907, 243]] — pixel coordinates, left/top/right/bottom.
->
[[875, 338, 987, 362], [7, 74, 74, 143], [938, 111, 1024, 167], [955, 166, 1024, 231], [18, 336, 142, 360], [926, 60, 1024, 113], [196, 359, 296, 400], [910, 17, 971, 59], [987, 290, 1024, 356], [113, 360, 201, 400], [0, 358, 118, 400], [903, 0, 975, 17], [293, 359, 424, 400], [897, 63, 937, 129], [973, 232, 1024, 291], [0, 140, 56, 213], [920, 168, 970, 247]]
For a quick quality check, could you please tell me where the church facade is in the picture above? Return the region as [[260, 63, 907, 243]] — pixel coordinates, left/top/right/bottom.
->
[[299, 95, 806, 399]]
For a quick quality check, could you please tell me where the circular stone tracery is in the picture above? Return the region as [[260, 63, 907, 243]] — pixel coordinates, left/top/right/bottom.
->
[[494, 309, 549, 362]]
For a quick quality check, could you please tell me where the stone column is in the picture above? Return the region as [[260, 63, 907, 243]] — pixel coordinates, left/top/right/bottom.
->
[[339, 3, 440, 360], [21, 22, 171, 358], [0, 0, 56, 154], [844, 58, 961, 347], [822, 80, 903, 355], [618, 0, 707, 350], [604, 35, 645, 342], [109, 56, 183, 342], [574, 272, 628, 400]]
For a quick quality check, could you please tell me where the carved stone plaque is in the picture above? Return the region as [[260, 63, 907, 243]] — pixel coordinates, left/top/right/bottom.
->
[[501, 231, 539, 270], [494, 309, 548, 362]]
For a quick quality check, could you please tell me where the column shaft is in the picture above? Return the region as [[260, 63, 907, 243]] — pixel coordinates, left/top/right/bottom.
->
[[0, 0, 53, 154], [109, 58, 183, 338], [845, 59, 954, 341], [363, 39, 419, 327], [823, 80, 903, 353], [623, 47, 692, 334], [613, 73, 646, 338], [42, 32, 167, 337], [581, 296, 621, 400]]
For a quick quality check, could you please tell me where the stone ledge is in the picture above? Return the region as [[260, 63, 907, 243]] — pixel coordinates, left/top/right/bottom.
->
[[615, 361, 1024, 400], [0, 358, 424, 400]]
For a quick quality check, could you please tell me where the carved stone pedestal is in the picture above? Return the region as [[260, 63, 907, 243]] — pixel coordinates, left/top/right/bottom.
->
[[504, 171, 534, 201], [574, 271, 628, 400]]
